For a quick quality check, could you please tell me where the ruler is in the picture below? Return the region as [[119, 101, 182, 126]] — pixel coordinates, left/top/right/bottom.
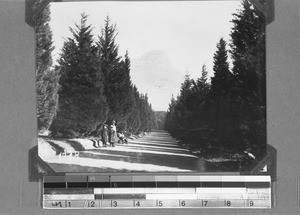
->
[[43, 175, 271, 209]]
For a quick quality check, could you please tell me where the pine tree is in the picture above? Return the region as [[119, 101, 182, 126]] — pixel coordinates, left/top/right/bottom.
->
[[126, 85, 142, 133], [97, 16, 120, 79], [97, 17, 134, 125], [165, 95, 177, 132], [137, 93, 148, 133], [118, 51, 134, 123], [35, 5, 59, 132], [230, 0, 266, 104], [178, 74, 194, 111], [209, 38, 235, 148], [211, 38, 232, 95], [165, 1, 266, 155], [191, 65, 210, 127], [230, 0, 266, 154], [198, 65, 208, 85], [193, 65, 210, 107], [50, 13, 108, 137]]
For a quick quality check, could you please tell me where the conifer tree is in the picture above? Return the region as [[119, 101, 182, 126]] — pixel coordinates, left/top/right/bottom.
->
[[126, 85, 142, 133], [36, 5, 59, 132], [97, 17, 134, 124], [230, 0, 266, 154], [165, 95, 177, 132], [165, 0, 266, 155], [50, 13, 108, 137], [209, 38, 235, 148], [178, 74, 194, 111], [146, 99, 157, 131], [191, 65, 210, 127], [118, 51, 134, 122], [230, 0, 265, 104], [198, 65, 208, 86], [137, 94, 148, 133], [211, 38, 232, 95], [193, 65, 210, 107]]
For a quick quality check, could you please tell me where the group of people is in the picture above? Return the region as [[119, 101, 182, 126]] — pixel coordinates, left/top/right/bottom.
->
[[100, 120, 128, 147], [100, 120, 117, 147]]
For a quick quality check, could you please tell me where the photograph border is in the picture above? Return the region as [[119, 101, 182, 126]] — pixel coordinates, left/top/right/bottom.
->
[[28, 0, 276, 181]]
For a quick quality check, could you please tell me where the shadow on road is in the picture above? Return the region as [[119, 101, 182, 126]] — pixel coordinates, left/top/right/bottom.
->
[[76, 131, 224, 172]]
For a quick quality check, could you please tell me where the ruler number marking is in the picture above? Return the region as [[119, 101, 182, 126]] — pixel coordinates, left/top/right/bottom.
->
[[112, 200, 118, 207], [180, 200, 186, 207], [226, 200, 231, 207], [87, 201, 95, 207], [249, 200, 254, 207], [158, 200, 163, 207]]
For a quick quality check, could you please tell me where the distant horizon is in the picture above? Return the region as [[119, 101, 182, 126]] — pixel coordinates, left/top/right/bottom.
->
[[48, 1, 241, 111]]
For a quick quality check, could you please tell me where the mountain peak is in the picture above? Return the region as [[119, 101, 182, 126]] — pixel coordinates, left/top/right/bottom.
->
[[130, 50, 183, 111]]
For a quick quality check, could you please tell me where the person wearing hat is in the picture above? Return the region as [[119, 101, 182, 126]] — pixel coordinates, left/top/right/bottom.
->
[[109, 120, 117, 147], [101, 124, 109, 147]]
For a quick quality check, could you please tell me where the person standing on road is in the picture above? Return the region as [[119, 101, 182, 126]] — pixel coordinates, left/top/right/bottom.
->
[[109, 120, 117, 147], [101, 124, 109, 147]]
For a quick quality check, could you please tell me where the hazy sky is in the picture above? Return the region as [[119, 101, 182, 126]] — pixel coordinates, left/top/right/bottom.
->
[[48, 0, 242, 110]]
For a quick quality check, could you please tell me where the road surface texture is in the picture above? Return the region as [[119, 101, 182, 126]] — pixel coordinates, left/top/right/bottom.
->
[[44, 131, 230, 173]]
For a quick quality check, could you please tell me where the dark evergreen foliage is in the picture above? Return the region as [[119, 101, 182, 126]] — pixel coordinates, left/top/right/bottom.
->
[[165, 0, 266, 158], [231, 0, 265, 103], [190, 65, 211, 129], [96, 17, 156, 133], [97, 17, 133, 124], [35, 5, 59, 132], [155, 111, 167, 130], [165, 66, 211, 149], [50, 14, 108, 137], [209, 38, 237, 149], [126, 85, 142, 133], [46, 14, 156, 137], [37, 1, 265, 158], [136, 94, 157, 133], [211, 38, 232, 95], [230, 0, 266, 156]]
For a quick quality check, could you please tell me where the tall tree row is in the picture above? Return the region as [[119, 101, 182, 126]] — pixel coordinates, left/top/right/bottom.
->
[[230, 0, 266, 155], [97, 17, 134, 125], [40, 14, 157, 137], [165, 0, 266, 157], [97, 16, 156, 134], [35, 5, 59, 133], [50, 14, 108, 137], [165, 66, 211, 149], [209, 38, 236, 149]]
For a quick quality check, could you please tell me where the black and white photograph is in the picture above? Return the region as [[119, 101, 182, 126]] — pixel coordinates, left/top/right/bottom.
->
[[36, 0, 266, 174]]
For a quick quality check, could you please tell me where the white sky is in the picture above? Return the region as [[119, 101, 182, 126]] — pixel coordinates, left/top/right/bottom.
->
[[48, 0, 242, 110]]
